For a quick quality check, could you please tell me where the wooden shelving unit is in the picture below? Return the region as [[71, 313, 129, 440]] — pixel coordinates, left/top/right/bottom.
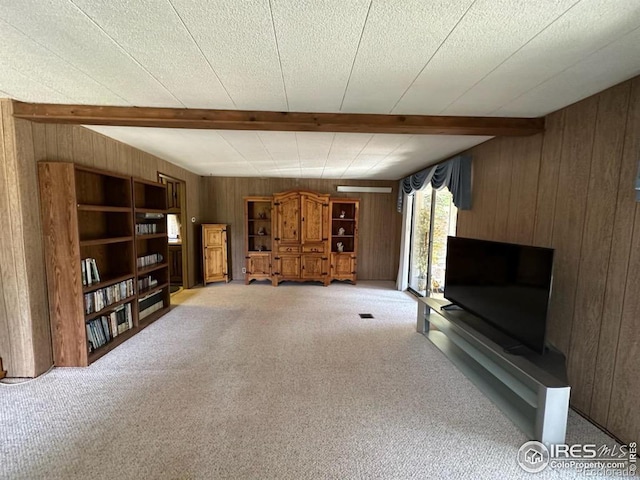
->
[[38, 163, 171, 367], [243, 192, 359, 286], [329, 199, 359, 284], [39, 163, 139, 366], [133, 178, 170, 325], [244, 197, 273, 284]]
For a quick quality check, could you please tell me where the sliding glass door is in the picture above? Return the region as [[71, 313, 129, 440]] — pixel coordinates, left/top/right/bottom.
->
[[408, 185, 457, 297]]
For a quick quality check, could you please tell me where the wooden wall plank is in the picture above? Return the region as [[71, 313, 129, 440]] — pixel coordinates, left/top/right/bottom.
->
[[44, 124, 58, 160], [0, 265, 11, 373], [92, 132, 107, 167], [506, 134, 543, 245], [122, 144, 135, 176], [31, 123, 46, 161], [0, 101, 15, 374], [477, 141, 502, 240], [591, 78, 640, 429], [105, 137, 120, 173], [13, 118, 53, 374], [545, 97, 599, 356], [1, 101, 36, 376], [202, 177, 400, 282], [130, 147, 143, 179], [567, 83, 631, 414], [608, 205, 640, 442], [492, 137, 514, 242], [57, 124, 74, 161], [71, 126, 94, 167], [185, 172, 201, 287], [139, 150, 157, 180], [533, 110, 565, 247], [455, 140, 500, 240]]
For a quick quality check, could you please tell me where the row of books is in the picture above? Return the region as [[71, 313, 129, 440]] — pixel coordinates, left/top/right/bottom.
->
[[139, 291, 164, 320], [138, 275, 159, 292], [137, 212, 164, 220], [135, 223, 160, 235], [137, 253, 164, 269], [86, 303, 133, 352], [84, 279, 135, 315], [81, 258, 100, 286]]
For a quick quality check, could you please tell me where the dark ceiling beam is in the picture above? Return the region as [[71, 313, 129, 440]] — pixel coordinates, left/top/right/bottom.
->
[[11, 101, 544, 136]]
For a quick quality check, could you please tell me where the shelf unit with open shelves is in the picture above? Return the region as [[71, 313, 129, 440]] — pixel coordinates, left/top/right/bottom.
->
[[38, 163, 171, 367]]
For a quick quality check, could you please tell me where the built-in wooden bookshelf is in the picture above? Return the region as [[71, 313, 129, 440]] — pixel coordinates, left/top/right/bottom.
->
[[38, 163, 170, 367], [133, 178, 170, 327]]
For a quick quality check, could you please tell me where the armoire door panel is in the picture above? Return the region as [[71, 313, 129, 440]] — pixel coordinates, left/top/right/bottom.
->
[[301, 254, 326, 280], [275, 194, 300, 244], [248, 254, 271, 276], [301, 193, 329, 243], [279, 255, 301, 278]]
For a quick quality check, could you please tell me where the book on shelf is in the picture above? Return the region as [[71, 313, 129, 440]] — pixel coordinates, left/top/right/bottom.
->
[[139, 291, 164, 320], [86, 303, 133, 352], [82, 258, 101, 286], [90, 259, 100, 283], [86, 318, 109, 352], [139, 301, 163, 320], [138, 212, 164, 219], [84, 279, 134, 314], [135, 223, 159, 235], [137, 253, 164, 269], [138, 275, 159, 291]]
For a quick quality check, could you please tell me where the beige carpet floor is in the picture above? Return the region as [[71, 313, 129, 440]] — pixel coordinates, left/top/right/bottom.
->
[[0, 281, 620, 479]]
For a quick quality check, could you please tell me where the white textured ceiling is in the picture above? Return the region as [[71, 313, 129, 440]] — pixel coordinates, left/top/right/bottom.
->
[[2, 0, 640, 179]]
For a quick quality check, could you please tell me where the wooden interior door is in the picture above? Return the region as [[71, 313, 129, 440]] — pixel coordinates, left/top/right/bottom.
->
[[203, 225, 228, 284], [274, 193, 300, 244], [301, 193, 328, 243], [159, 173, 187, 287], [169, 245, 183, 283]]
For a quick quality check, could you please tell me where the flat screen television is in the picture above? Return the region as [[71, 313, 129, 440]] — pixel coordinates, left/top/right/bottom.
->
[[444, 236, 554, 354]]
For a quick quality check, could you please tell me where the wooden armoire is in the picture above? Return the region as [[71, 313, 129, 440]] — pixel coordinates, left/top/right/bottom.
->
[[272, 190, 330, 286], [244, 190, 359, 286]]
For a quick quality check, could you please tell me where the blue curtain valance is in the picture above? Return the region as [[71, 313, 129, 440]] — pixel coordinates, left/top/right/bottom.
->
[[397, 155, 472, 212]]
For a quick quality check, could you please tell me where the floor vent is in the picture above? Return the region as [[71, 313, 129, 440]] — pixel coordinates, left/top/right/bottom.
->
[[359, 313, 374, 319]]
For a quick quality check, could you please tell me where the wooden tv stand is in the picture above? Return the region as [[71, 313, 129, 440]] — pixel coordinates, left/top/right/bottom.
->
[[417, 297, 570, 445]]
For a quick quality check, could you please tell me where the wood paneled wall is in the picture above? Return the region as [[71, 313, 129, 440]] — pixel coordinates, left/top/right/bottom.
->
[[457, 77, 640, 443], [201, 177, 402, 281], [27, 122, 202, 288], [0, 100, 52, 377], [0, 99, 201, 376]]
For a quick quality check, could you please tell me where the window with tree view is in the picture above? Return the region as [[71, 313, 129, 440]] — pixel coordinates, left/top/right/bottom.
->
[[408, 185, 457, 297]]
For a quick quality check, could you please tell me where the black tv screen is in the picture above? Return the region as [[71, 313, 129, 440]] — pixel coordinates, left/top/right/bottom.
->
[[444, 236, 554, 354]]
